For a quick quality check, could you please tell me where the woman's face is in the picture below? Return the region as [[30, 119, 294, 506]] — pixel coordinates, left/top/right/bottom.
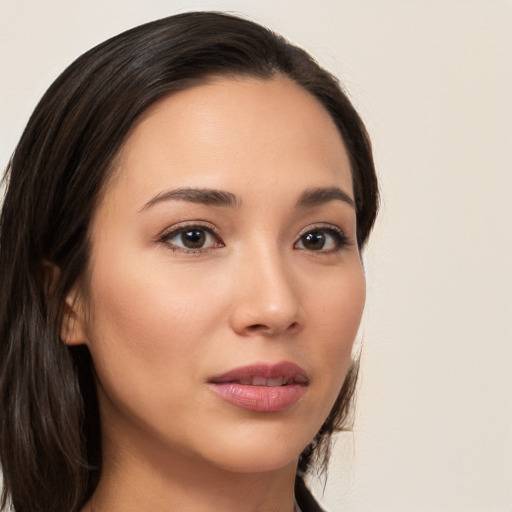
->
[[68, 75, 366, 474]]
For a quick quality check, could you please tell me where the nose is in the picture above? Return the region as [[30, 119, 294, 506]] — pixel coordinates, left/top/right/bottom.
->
[[229, 245, 303, 338]]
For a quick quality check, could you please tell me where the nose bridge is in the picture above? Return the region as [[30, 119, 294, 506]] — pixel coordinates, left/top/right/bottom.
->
[[231, 236, 302, 336]]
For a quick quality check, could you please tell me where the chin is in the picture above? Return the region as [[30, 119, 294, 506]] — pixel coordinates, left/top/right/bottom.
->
[[191, 420, 314, 474], [209, 446, 301, 475]]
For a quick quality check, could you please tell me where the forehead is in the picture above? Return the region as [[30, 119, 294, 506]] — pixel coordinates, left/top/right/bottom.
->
[[104, 75, 353, 208]]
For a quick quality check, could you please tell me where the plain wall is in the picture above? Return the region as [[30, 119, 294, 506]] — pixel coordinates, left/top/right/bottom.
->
[[1, 1, 511, 511]]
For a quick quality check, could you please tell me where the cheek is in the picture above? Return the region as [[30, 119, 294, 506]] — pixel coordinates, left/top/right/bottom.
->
[[307, 262, 365, 338], [303, 263, 365, 388], [82, 252, 225, 402]]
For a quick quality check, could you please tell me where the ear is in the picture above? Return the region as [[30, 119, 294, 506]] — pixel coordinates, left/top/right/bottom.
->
[[42, 260, 60, 298], [42, 261, 89, 346], [61, 287, 89, 346]]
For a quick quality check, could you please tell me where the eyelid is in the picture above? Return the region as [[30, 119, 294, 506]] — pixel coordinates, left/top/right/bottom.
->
[[157, 221, 224, 253], [156, 221, 351, 254], [294, 223, 352, 251]]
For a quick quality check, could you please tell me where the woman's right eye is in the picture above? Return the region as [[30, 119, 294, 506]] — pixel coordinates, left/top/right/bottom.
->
[[159, 225, 224, 252]]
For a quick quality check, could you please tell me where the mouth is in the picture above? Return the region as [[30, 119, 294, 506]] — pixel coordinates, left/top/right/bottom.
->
[[222, 376, 299, 386], [208, 362, 309, 412]]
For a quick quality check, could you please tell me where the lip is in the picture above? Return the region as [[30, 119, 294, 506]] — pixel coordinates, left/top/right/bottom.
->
[[208, 362, 309, 413]]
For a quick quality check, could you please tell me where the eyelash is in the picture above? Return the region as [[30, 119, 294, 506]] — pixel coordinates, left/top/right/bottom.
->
[[157, 222, 351, 254], [157, 222, 224, 254], [294, 223, 351, 253]]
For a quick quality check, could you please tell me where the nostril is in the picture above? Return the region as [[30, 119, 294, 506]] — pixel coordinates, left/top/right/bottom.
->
[[246, 321, 299, 335], [247, 324, 267, 333], [289, 321, 299, 331]]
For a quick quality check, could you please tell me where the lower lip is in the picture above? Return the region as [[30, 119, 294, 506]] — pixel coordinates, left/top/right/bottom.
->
[[209, 383, 306, 412]]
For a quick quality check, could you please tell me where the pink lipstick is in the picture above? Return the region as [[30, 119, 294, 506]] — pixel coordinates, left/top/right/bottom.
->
[[208, 362, 308, 412]]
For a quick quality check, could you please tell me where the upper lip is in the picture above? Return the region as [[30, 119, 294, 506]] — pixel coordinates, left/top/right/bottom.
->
[[208, 361, 309, 386]]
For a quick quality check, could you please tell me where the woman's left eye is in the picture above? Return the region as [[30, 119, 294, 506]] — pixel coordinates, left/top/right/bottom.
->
[[159, 225, 223, 252], [294, 226, 348, 252]]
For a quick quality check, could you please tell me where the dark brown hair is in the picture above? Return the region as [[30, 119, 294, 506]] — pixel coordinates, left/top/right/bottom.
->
[[0, 11, 378, 512]]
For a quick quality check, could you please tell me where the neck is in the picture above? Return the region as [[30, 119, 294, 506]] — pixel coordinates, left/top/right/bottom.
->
[[84, 428, 299, 512]]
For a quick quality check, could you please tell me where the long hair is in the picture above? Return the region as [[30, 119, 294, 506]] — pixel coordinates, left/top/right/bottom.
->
[[0, 11, 378, 512]]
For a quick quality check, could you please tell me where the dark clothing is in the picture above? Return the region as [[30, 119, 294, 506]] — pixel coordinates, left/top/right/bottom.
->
[[295, 475, 326, 512]]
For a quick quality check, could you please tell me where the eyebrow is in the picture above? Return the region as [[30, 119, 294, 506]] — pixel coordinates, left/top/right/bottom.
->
[[140, 188, 241, 211], [296, 186, 355, 209], [140, 185, 354, 212]]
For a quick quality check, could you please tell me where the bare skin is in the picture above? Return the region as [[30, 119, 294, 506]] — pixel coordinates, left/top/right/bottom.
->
[[64, 75, 365, 512]]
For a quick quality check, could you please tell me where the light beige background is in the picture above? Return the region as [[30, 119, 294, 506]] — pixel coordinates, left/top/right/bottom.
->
[[1, 1, 511, 511]]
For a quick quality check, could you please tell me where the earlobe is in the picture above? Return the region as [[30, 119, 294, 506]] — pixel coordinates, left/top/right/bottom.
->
[[61, 290, 88, 346]]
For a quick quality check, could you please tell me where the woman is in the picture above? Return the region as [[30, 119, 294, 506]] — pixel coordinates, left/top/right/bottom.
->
[[0, 11, 378, 512]]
